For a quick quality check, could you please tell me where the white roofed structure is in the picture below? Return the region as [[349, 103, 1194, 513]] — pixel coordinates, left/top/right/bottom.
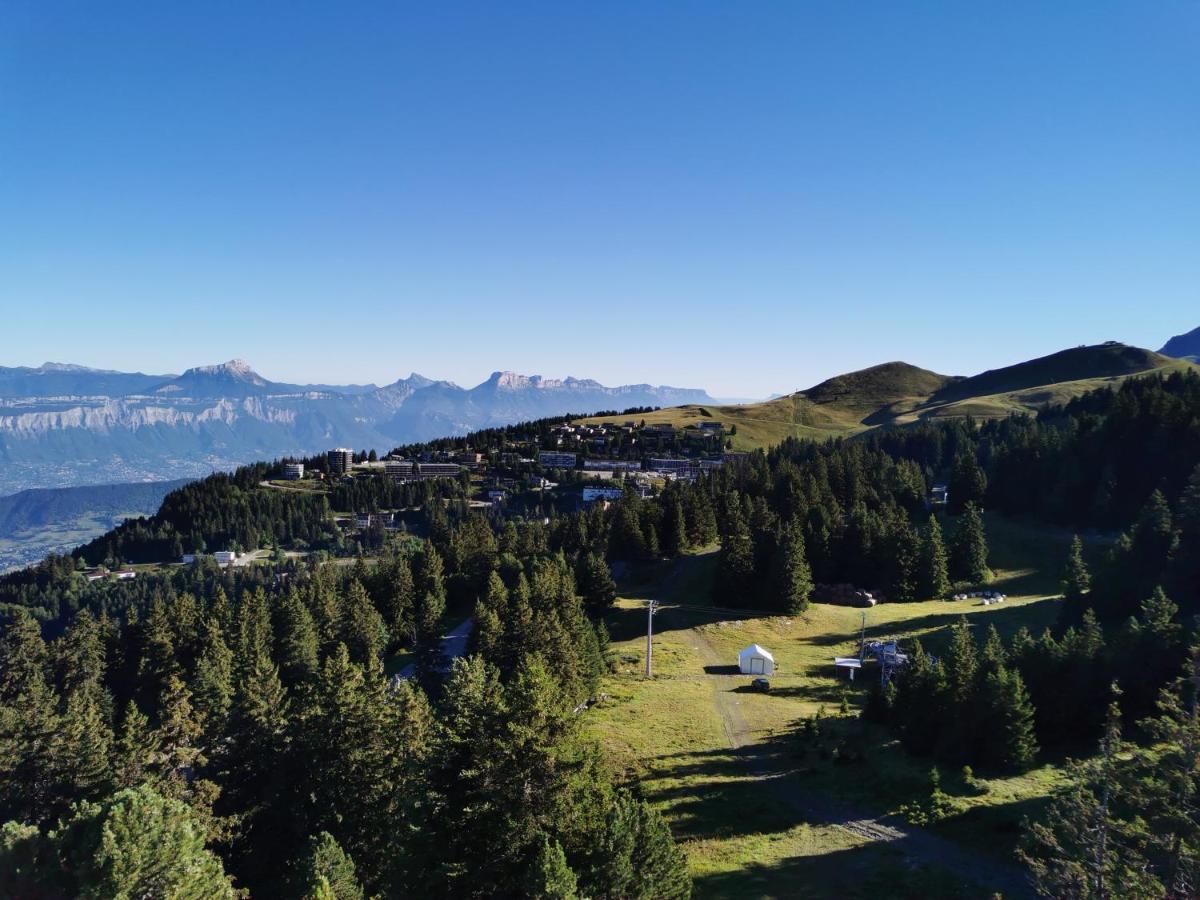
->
[[738, 644, 775, 675]]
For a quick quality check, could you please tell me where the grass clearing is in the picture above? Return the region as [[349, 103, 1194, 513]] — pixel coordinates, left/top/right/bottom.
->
[[582, 350, 1197, 451], [588, 516, 1078, 897]]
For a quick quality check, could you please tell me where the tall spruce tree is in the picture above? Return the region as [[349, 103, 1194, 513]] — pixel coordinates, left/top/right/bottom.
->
[[296, 831, 365, 900], [769, 519, 814, 614], [949, 449, 988, 514], [885, 516, 921, 603], [523, 835, 579, 899], [0, 784, 237, 899], [0, 611, 60, 823], [1021, 698, 1158, 898], [413, 546, 448, 689], [1063, 535, 1092, 605], [111, 700, 159, 791], [278, 591, 321, 685], [192, 615, 234, 732], [340, 579, 387, 670], [714, 493, 756, 607], [379, 553, 416, 648], [979, 666, 1039, 772], [576, 552, 617, 614], [1128, 648, 1200, 896], [951, 502, 991, 585], [662, 496, 689, 558], [920, 515, 951, 599], [55, 687, 113, 805]]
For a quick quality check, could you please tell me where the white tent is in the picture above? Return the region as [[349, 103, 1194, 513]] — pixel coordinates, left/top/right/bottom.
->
[[738, 644, 775, 676]]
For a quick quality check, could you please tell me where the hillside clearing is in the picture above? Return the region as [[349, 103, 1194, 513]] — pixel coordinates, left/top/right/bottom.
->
[[583, 345, 1198, 451], [588, 516, 1079, 898]]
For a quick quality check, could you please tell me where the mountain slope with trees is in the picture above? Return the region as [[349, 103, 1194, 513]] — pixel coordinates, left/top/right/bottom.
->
[[0, 364, 1198, 895], [586, 342, 1197, 450]]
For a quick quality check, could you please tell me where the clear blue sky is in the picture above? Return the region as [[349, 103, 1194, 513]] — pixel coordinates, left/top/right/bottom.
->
[[2, 2, 1197, 397]]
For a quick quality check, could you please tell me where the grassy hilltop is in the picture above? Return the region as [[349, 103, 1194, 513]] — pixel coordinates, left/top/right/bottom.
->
[[585, 342, 1195, 450]]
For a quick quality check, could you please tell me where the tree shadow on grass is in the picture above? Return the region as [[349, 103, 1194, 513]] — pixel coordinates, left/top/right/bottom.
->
[[850, 601, 1064, 651], [602, 599, 771, 644], [691, 841, 996, 900], [703, 664, 740, 675], [634, 722, 1039, 898]]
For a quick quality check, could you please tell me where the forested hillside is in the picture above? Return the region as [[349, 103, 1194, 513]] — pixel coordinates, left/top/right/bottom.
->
[[584, 342, 1196, 450], [0, 479, 190, 573], [1, 369, 1199, 895]]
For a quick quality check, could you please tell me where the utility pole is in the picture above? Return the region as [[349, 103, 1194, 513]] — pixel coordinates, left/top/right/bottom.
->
[[646, 598, 659, 677], [858, 612, 867, 663]]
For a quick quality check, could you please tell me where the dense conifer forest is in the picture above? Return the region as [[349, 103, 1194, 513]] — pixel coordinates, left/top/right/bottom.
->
[[1, 370, 1199, 895]]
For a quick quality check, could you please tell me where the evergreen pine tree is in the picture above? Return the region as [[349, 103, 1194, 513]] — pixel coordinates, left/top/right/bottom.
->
[[920, 515, 951, 599], [662, 496, 689, 557], [950, 502, 991, 584], [340, 579, 387, 670], [235, 588, 274, 679], [55, 687, 113, 804], [414, 546, 448, 688], [979, 623, 1006, 677], [471, 570, 509, 667], [576, 552, 617, 613], [768, 519, 814, 614], [33, 785, 237, 898], [949, 449, 987, 514], [296, 831, 365, 900], [112, 700, 159, 790], [885, 516, 921, 603], [152, 675, 206, 802], [943, 617, 979, 707], [523, 834, 579, 899], [627, 797, 693, 899], [1169, 464, 1200, 606], [0, 610, 60, 823], [644, 522, 661, 559], [380, 553, 416, 648], [980, 666, 1039, 772], [1127, 647, 1200, 896], [278, 591, 321, 685], [55, 609, 106, 701], [1063, 535, 1092, 605], [138, 598, 182, 711], [191, 615, 234, 731], [937, 618, 979, 761], [714, 493, 756, 606], [689, 487, 719, 547], [1021, 698, 1157, 897]]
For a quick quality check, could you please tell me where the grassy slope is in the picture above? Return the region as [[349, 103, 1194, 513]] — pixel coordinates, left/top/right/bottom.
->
[[584, 344, 1197, 450], [587, 515, 1098, 898]]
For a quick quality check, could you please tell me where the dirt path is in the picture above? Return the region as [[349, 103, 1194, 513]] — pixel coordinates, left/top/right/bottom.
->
[[687, 624, 1034, 898]]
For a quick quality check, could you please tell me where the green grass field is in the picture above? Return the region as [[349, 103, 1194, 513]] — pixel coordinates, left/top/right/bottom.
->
[[586, 515, 1088, 898], [583, 346, 1198, 451]]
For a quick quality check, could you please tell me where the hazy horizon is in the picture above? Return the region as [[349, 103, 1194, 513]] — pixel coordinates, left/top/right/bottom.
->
[[4, 328, 1193, 403]]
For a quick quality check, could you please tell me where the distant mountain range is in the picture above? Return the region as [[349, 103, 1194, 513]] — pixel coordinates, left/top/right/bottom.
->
[[0, 361, 713, 495], [1161, 326, 1200, 363], [2, 330, 1197, 572]]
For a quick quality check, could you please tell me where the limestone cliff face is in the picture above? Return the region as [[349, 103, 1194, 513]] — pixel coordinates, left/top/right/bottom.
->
[[0, 360, 712, 494]]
